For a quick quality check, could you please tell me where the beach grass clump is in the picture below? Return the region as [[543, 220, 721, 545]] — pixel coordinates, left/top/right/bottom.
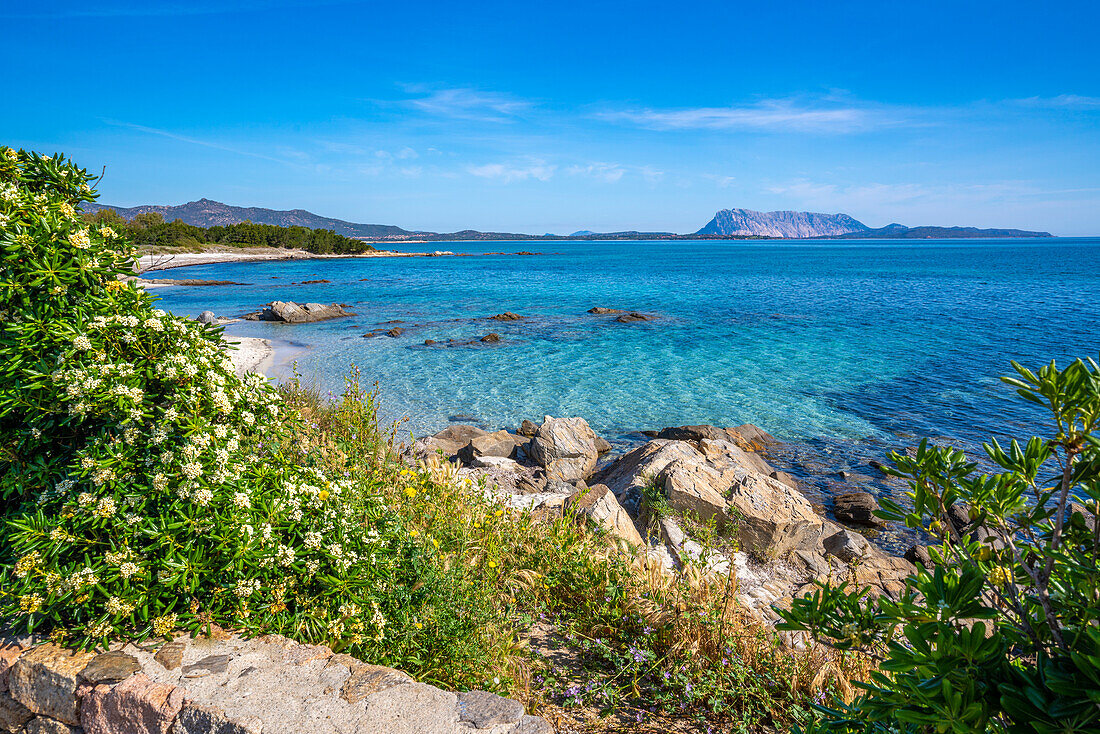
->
[[0, 149, 433, 659]]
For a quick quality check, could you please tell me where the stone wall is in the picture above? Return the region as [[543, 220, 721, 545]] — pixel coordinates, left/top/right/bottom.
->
[[0, 633, 552, 734]]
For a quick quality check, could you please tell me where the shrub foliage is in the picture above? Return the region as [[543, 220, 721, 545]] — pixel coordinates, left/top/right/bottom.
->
[[0, 149, 426, 652], [780, 358, 1100, 733]]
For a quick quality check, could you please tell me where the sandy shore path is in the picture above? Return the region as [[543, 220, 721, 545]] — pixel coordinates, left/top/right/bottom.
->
[[224, 336, 274, 376], [137, 246, 442, 273]]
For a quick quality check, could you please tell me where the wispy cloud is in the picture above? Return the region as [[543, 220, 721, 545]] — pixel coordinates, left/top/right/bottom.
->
[[402, 85, 534, 122], [599, 97, 909, 134], [567, 162, 625, 183], [1012, 94, 1100, 110], [467, 159, 555, 183], [102, 119, 295, 164]]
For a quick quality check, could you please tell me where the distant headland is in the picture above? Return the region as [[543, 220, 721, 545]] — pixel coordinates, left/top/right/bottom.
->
[[83, 199, 1054, 241]]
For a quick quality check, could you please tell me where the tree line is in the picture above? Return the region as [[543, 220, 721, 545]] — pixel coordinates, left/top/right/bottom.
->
[[83, 209, 376, 254]]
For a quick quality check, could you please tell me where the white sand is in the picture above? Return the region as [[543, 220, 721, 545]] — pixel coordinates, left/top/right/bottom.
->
[[137, 247, 430, 273], [225, 336, 274, 376]]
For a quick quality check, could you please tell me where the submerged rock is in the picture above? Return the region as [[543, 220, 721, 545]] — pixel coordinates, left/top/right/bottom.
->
[[487, 312, 523, 321], [586, 306, 625, 314], [614, 312, 653, 323]]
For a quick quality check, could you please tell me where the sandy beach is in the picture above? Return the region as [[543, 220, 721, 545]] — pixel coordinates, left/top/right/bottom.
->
[[136, 246, 446, 273], [224, 336, 274, 376]]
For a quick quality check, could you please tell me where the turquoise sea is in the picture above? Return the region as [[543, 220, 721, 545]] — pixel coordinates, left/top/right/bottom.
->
[[150, 238, 1099, 547]]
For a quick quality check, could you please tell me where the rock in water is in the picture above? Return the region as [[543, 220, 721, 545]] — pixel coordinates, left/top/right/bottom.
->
[[529, 416, 599, 482], [614, 312, 652, 323], [833, 492, 884, 527], [242, 301, 351, 324], [488, 312, 523, 321], [196, 311, 217, 324], [587, 306, 625, 314]]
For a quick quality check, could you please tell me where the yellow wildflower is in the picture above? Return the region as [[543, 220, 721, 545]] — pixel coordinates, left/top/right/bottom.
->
[[318, 489, 329, 501], [487, 561, 497, 569], [404, 487, 417, 499], [414, 622, 423, 629]]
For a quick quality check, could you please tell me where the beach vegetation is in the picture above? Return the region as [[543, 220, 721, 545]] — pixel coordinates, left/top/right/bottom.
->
[[780, 358, 1100, 733], [1, 147, 846, 731]]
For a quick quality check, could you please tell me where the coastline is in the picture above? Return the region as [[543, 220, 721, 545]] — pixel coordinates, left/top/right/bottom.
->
[[136, 246, 447, 273], [224, 335, 309, 377]]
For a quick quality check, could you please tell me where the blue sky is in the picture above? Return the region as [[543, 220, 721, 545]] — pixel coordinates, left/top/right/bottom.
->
[[4, 0, 1100, 235]]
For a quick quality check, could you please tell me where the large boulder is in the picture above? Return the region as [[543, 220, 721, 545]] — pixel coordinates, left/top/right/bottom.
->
[[528, 416, 598, 482], [243, 301, 351, 324], [726, 472, 828, 557], [823, 529, 872, 563], [698, 438, 776, 478], [592, 440, 701, 500], [658, 460, 729, 525], [567, 484, 644, 546]]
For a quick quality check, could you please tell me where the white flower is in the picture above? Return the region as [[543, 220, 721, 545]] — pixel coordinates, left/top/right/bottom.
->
[[69, 229, 91, 250], [73, 335, 92, 351], [304, 531, 322, 549], [181, 461, 203, 480], [120, 562, 139, 579], [193, 488, 213, 506], [99, 226, 116, 239], [94, 497, 117, 517], [232, 492, 250, 510], [240, 411, 255, 426]]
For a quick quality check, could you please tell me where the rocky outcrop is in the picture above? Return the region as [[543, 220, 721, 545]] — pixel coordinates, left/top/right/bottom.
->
[[456, 431, 527, 465], [528, 416, 599, 482], [0, 635, 551, 734], [586, 307, 625, 314], [487, 313, 523, 321], [243, 301, 351, 324]]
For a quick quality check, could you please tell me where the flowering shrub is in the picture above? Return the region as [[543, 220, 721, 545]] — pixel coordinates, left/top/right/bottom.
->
[[0, 148, 428, 652]]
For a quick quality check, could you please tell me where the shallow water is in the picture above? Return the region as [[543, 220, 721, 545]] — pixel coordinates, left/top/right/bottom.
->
[[151, 238, 1100, 549]]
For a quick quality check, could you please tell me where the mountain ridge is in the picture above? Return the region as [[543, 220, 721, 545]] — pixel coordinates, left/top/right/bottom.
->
[[85, 199, 1054, 240], [82, 198, 412, 239]]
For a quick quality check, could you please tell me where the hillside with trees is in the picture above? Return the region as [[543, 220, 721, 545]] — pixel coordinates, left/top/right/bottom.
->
[[83, 208, 376, 254]]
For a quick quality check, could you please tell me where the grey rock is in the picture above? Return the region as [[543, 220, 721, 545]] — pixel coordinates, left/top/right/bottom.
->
[[243, 301, 351, 324], [594, 435, 612, 455], [173, 703, 261, 734], [197, 311, 217, 324], [614, 312, 652, 323], [697, 208, 867, 238], [587, 306, 625, 314], [512, 715, 555, 734], [361, 682, 458, 734], [567, 484, 644, 546], [659, 459, 729, 525], [517, 420, 538, 437], [529, 416, 599, 482], [456, 690, 524, 729], [0, 691, 33, 733], [456, 431, 525, 465], [9, 644, 96, 725], [655, 425, 730, 443], [770, 470, 798, 489], [487, 312, 523, 321], [80, 651, 141, 683], [823, 529, 872, 563]]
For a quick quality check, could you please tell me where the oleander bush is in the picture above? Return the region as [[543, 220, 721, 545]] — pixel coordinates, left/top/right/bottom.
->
[[779, 358, 1100, 733], [0, 148, 436, 657]]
